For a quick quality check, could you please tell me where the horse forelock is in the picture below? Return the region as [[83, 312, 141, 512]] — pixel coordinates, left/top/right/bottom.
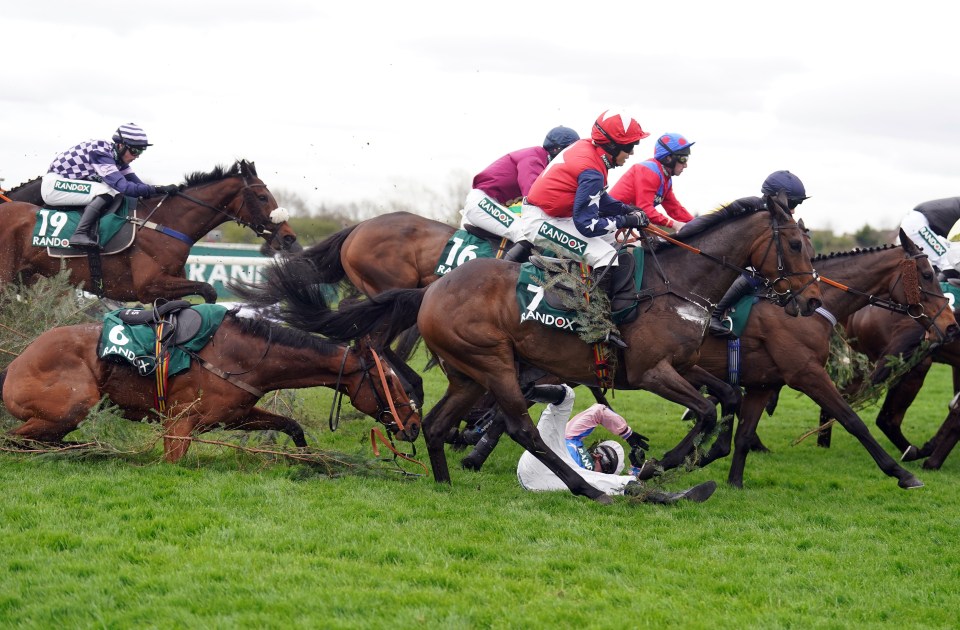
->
[[226, 312, 343, 357]]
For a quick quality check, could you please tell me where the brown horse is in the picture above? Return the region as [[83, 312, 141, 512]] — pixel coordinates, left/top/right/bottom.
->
[[816, 300, 960, 469], [692, 234, 957, 488], [254, 195, 822, 501], [0, 309, 420, 462], [0, 161, 299, 303]]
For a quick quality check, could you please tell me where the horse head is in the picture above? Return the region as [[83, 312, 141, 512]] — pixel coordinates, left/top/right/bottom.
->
[[346, 341, 422, 443], [897, 229, 959, 344], [230, 160, 300, 252], [752, 191, 822, 317]]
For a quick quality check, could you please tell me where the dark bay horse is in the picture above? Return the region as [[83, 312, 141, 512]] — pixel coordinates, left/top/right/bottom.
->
[[299, 211, 458, 295], [253, 196, 822, 501], [0, 161, 299, 303], [693, 234, 957, 488], [1, 310, 420, 462], [817, 299, 960, 469]]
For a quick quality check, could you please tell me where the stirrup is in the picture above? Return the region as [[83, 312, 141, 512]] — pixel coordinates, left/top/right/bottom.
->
[[708, 316, 734, 338], [68, 234, 100, 249], [605, 330, 628, 349]]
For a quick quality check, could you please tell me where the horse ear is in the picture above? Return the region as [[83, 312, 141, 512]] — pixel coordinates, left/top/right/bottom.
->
[[764, 191, 791, 219], [238, 160, 257, 177], [899, 228, 920, 255]]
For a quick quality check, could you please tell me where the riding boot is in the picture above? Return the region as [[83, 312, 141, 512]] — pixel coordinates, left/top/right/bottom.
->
[[68, 195, 112, 249], [708, 274, 759, 338], [502, 240, 533, 263], [523, 384, 569, 405], [592, 266, 628, 348], [461, 415, 506, 470]]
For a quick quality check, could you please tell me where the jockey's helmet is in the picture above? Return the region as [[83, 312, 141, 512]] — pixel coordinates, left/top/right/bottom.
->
[[589, 440, 625, 475], [761, 170, 809, 207], [654, 133, 695, 161], [542, 126, 580, 152], [112, 123, 152, 148], [592, 110, 649, 155]]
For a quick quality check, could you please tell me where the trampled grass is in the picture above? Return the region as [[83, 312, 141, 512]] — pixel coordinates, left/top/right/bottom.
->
[[1, 355, 959, 628]]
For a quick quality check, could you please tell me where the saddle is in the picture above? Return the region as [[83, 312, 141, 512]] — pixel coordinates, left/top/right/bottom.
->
[[117, 300, 204, 346], [529, 251, 638, 321], [45, 195, 125, 216]]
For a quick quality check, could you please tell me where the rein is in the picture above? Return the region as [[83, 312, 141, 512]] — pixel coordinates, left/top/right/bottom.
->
[[185, 325, 274, 398], [130, 174, 277, 244]]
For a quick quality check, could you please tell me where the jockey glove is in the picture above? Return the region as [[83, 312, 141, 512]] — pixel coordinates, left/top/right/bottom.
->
[[628, 446, 646, 468], [153, 184, 179, 196], [618, 211, 649, 230]]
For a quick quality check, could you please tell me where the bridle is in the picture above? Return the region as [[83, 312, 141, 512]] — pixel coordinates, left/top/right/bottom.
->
[[630, 206, 818, 309], [751, 210, 820, 308], [820, 251, 954, 343], [170, 176, 280, 239], [327, 344, 419, 436]]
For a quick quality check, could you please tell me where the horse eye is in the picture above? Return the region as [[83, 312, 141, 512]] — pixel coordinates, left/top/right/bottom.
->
[[258, 195, 267, 202], [789, 240, 802, 253]]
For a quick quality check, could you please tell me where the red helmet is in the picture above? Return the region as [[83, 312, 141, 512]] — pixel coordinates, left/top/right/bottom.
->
[[591, 110, 649, 147]]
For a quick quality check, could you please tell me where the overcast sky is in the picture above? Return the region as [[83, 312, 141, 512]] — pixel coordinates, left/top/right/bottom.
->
[[3, 1, 958, 235]]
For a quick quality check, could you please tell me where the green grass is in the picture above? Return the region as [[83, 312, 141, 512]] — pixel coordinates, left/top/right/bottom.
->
[[2, 357, 960, 628]]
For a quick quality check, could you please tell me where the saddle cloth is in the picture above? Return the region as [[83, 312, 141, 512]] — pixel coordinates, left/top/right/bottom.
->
[[31, 196, 136, 257], [97, 303, 228, 376]]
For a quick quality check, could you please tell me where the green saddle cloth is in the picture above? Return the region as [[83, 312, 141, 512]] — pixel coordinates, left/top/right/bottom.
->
[[98, 304, 228, 376], [722, 294, 760, 338], [435, 229, 500, 276], [515, 248, 645, 334], [940, 281, 960, 310], [31, 198, 134, 248]]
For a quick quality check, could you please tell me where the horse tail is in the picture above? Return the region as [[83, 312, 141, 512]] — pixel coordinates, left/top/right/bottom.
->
[[284, 287, 426, 346], [301, 225, 356, 284], [228, 252, 330, 308]]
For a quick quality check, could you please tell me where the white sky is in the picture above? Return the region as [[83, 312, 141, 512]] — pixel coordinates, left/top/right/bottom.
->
[[3, 1, 958, 234]]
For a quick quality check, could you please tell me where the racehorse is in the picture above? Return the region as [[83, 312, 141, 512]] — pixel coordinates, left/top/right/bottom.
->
[[0, 309, 420, 462], [691, 235, 957, 488], [232, 208, 611, 431], [816, 300, 960, 469], [0, 161, 299, 303], [249, 194, 822, 501]]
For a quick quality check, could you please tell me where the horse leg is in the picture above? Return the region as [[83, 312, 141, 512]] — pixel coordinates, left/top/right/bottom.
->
[[484, 383, 609, 503], [816, 408, 833, 448], [872, 358, 932, 453], [727, 389, 773, 488], [421, 373, 487, 484], [8, 417, 79, 445], [683, 366, 742, 467], [788, 368, 922, 489], [162, 416, 201, 462], [920, 408, 960, 469], [635, 363, 720, 479], [195, 407, 308, 448]]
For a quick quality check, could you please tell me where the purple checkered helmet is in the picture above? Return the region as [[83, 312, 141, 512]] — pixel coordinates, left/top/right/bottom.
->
[[112, 123, 151, 148]]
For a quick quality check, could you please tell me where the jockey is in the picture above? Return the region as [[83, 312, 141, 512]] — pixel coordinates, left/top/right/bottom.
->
[[900, 197, 960, 280], [40, 123, 180, 249], [609, 132, 695, 232], [708, 170, 810, 337], [516, 384, 717, 503], [459, 126, 580, 243], [510, 110, 652, 348]]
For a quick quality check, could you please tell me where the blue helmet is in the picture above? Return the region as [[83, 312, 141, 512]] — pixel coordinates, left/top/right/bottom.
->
[[543, 126, 580, 152], [654, 133, 694, 161], [761, 170, 809, 203]]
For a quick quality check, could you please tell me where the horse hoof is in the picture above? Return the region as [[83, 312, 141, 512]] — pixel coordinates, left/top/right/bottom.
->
[[898, 475, 924, 489], [635, 459, 660, 480], [593, 493, 613, 505], [900, 445, 920, 462]]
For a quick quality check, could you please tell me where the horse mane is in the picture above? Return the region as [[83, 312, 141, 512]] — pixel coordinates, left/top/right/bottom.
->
[[224, 310, 343, 357], [813, 244, 898, 261], [5, 176, 42, 192], [648, 200, 764, 251], [182, 159, 256, 187]]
